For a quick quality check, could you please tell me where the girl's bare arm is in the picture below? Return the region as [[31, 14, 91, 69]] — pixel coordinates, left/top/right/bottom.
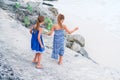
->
[[64, 25, 78, 34], [47, 26, 55, 36]]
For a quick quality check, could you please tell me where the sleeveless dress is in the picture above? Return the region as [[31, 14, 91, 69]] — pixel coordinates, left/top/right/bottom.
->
[[51, 30, 65, 59], [31, 26, 45, 53]]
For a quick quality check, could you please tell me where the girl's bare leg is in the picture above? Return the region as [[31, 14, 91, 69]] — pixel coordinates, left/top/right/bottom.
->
[[58, 56, 63, 65], [36, 53, 43, 68], [32, 53, 39, 63]]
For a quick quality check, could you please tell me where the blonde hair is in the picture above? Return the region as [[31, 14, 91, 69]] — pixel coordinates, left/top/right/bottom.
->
[[57, 14, 64, 28]]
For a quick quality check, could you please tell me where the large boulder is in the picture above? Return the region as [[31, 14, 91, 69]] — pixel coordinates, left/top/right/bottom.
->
[[71, 42, 82, 52], [67, 34, 85, 47], [66, 34, 89, 58]]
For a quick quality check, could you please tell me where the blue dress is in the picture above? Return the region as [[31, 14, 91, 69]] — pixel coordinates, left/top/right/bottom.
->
[[31, 27, 45, 53], [52, 30, 65, 59]]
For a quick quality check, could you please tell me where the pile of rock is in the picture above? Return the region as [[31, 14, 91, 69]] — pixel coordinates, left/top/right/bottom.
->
[[0, 0, 58, 27], [66, 34, 89, 58], [0, 53, 22, 80]]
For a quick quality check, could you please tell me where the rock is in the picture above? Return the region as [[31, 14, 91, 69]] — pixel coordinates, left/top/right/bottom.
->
[[16, 10, 25, 21], [74, 54, 79, 57], [78, 48, 89, 58], [71, 42, 82, 52], [0, 0, 57, 27], [48, 7, 58, 16], [27, 1, 40, 8], [28, 15, 38, 25], [0, 0, 15, 11], [66, 41, 73, 48], [43, 2, 53, 6], [0, 53, 22, 80], [67, 34, 85, 47], [39, 6, 56, 20]]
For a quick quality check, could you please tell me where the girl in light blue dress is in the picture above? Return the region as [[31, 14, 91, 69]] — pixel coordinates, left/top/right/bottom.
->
[[30, 16, 45, 68], [47, 14, 79, 65]]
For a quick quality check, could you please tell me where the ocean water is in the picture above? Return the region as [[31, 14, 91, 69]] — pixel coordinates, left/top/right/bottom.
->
[[49, 0, 120, 70]]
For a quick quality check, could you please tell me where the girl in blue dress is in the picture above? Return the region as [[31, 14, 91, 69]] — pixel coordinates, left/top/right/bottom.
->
[[47, 14, 79, 65], [30, 16, 45, 68]]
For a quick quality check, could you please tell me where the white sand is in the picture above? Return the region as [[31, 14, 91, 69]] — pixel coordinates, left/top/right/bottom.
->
[[50, 0, 120, 70], [0, 8, 120, 80]]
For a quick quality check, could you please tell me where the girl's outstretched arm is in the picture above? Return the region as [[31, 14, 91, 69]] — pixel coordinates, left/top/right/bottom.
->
[[47, 26, 55, 36], [38, 27, 44, 48], [64, 25, 79, 34]]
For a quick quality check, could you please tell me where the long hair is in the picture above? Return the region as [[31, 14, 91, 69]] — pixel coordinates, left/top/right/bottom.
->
[[34, 16, 44, 30], [57, 14, 65, 28]]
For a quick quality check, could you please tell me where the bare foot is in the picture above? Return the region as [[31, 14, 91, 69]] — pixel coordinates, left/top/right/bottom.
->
[[58, 61, 62, 65], [36, 64, 43, 69]]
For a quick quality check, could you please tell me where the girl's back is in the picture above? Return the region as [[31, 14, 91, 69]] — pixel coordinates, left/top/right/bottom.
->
[[31, 25, 44, 51], [32, 26, 39, 36], [54, 24, 65, 35], [54, 24, 65, 30], [53, 24, 65, 44]]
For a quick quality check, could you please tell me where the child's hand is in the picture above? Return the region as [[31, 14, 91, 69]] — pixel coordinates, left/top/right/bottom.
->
[[75, 27, 79, 31], [41, 45, 44, 48], [46, 33, 49, 35], [46, 32, 51, 36]]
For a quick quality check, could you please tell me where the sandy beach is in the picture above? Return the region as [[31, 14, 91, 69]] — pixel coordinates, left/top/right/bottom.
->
[[1, 8, 120, 80], [0, 0, 120, 79], [48, 0, 120, 69]]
